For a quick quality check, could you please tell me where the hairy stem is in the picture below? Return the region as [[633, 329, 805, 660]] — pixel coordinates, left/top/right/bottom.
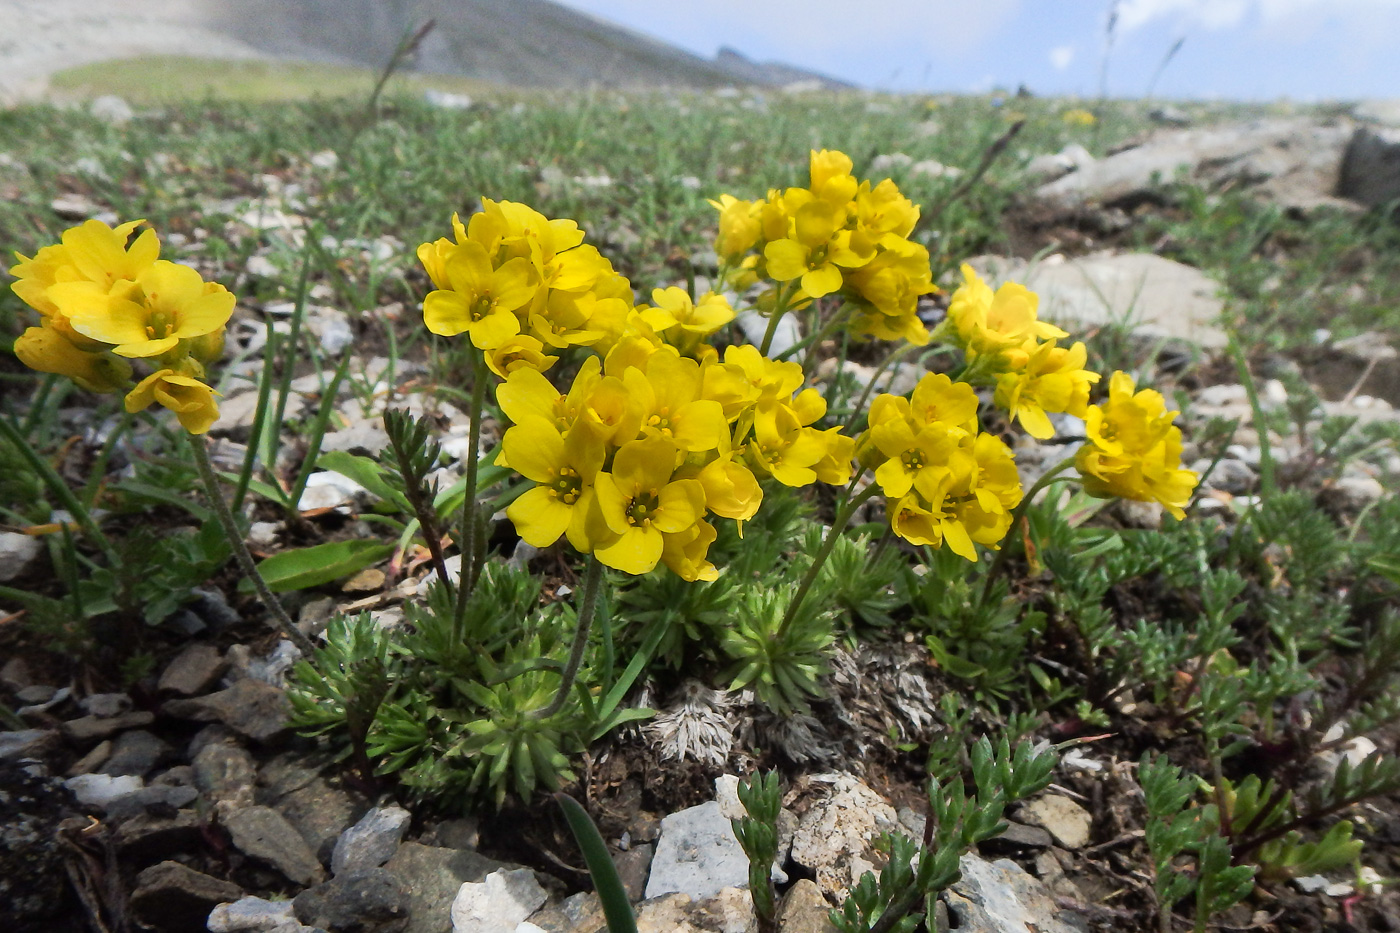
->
[[534, 556, 605, 721], [453, 351, 490, 630], [188, 435, 316, 656], [978, 455, 1080, 609]]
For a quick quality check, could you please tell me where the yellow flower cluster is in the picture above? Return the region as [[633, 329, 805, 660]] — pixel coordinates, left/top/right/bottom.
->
[[1076, 372, 1198, 519], [419, 200, 635, 373], [9, 220, 231, 434], [1062, 108, 1097, 127], [495, 342, 851, 581], [710, 149, 937, 346], [946, 264, 1100, 440], [858, 373, 1022, 559]]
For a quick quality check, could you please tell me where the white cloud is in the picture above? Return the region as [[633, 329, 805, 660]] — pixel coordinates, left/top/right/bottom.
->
[[1118, 0, 1400, 31], [1049, 45, 1075, 70]]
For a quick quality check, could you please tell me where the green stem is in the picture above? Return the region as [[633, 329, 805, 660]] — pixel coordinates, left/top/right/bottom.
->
[[758, 283, 794, 356], [21, 374, 59, 436], [82, 411, 133, 508], [978, 455, 1080, 609], [796, 303, 853, 373], [187, 435, 317, 656], [0, 415, 120, 570], [452, 351, 490, 630], [534, 556, 604, 721], [779, 483, 882, 637], [846, 343, 918, 432], [1227, 333, 1275, 498]]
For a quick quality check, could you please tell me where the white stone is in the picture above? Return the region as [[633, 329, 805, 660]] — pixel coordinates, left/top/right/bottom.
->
[[207, 895, 296, 932], [451, 868, 548, 933], [645, 801, 748, 902], [0, 531, 42, 582], [65, 773, 144, 808], [968, 252, 1227, 348], [90, 95, 134, 124], [789, 773, 900, 900], [297, 472, 367, 513]]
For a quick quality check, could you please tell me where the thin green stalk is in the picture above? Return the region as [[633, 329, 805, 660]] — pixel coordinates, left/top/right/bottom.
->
[[533, 556, 604, 721], [233, 320, 280, 513], [758, 283, 794, 356], [1227, 333, 1275, 497], [286, 351, 353, 517], [21, 374, 59, 436], [452, 352, 491, 630], [82, 411, 133, 508], [978, 455, 1080, 609], [846, 343, 918, 432], [796, 303, 853, 374], [0, 415, 120, 570], [187, 435, 317, 656], [263, 252, 313, 474], [779, 483, 882, 636]]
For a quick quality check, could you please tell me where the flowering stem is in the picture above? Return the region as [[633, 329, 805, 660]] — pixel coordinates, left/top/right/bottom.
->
[[533, 555, 604, 722], [846, 343, 918, 432], [978, 454, 1080, 610], [758, 283, 794, 356], [779, 482, 882, 637], [187, 435, 317, 656], [452, 351, 490, 632], [0, 414, 121, 572]]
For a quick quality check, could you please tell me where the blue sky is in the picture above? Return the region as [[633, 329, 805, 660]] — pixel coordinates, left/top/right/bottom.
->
[[554, 0, 1400, 100]]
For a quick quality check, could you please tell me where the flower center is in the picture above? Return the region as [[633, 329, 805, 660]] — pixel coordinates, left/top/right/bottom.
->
[[144, 310, 173, 340], [901, 449, 925, 471], [626, 491, 659, 526], [551, 467, 582, 505]]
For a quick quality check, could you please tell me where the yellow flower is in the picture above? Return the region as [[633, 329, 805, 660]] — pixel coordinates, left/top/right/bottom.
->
[[808, 149, 858, 205], [1075, 372, 1198, 519], [637, 288, 735, 345], [485, 335, 559, 379], [1062, 108, 1096, 126], [125, 369, 221, 435], [853, 179, 919, 247], [624, 352, 729, 453], [710, 194, 762, 260], [497, 357, 638, 445], [503, 420, 610, 551], [693, 455, 763, 523], [947, 264, 1066, 368], [422, 242, 536, 349], [55, 260, 236, 359], [747, 403, 829, 488], [907, 373, 980, 434], [14, 322, 132, 393], [994, 340, 1100, 439], [528, 290, 605, 350], [594, 436, 706, 575], [871, 421, 969, 499], [763, 199, 870, 298], [660, 520, 719, 582]]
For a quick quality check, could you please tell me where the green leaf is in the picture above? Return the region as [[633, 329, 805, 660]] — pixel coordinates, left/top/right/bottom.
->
[[318, 450, 411, 512], [248, 540, 394, 592], [556, 793, 638, 933]]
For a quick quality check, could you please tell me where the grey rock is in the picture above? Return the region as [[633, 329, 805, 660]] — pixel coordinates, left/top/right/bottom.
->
[[0, 729, 58, 762], [105, 782, 200, 821], [1017, 796, 1093, 850], [967, 252, 1227, 348], [1024, 144, 1095, 185], [1148, 104, 1191, 127], [420, 818, 479, 851], [61, 709, 155, 743], [100, 729, 169, 777], [944, 855, 1087, 933], [450, 867, 547, 933], [0, 760, 73, 925], [789, 773, 900, 901], [1202, 458, 1256, 495], [195, 740, 259, 808], [526, 891, 606, 933], [982, 821, 1055, 853], [299, 472, 367, 513], [164, 679, 291, 743], [632, 893, 695, 933], [89, 95, 134, 124], [158, 643, 226, 695], [1326, 474, 1386, 511], [689, 887, 756, 933], [644, 800, 748, 901], [113, 808, 203, 862], [0, 657, 31, 690], [208, 895, 297, 932], [1035, 118, 1357, 215], [384, 842, 509, 933], [1339, 126, 1400, 208], [264, 757, 368, 864], [64, 772, 145, 809], [13, 685, 56, 705], [1355, 100, 1400, 127], [0, 531, 42, 582], [1196, 383, 1249, 407], [192, 587, 243, 630], [321, 423, 392, 456], [225, 805, 327, 886], [614, 841, 653, 902], [295, 867, 410, 932], [333, 805, 412, 876], [17, 685, 69, 717], [81, 692, 132, 718], [776, 879, 836, 933], [128, 861, 242, 933]]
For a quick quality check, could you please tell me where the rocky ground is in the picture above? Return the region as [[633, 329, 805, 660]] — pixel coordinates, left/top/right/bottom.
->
[[4, 94, 1400, 933]]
